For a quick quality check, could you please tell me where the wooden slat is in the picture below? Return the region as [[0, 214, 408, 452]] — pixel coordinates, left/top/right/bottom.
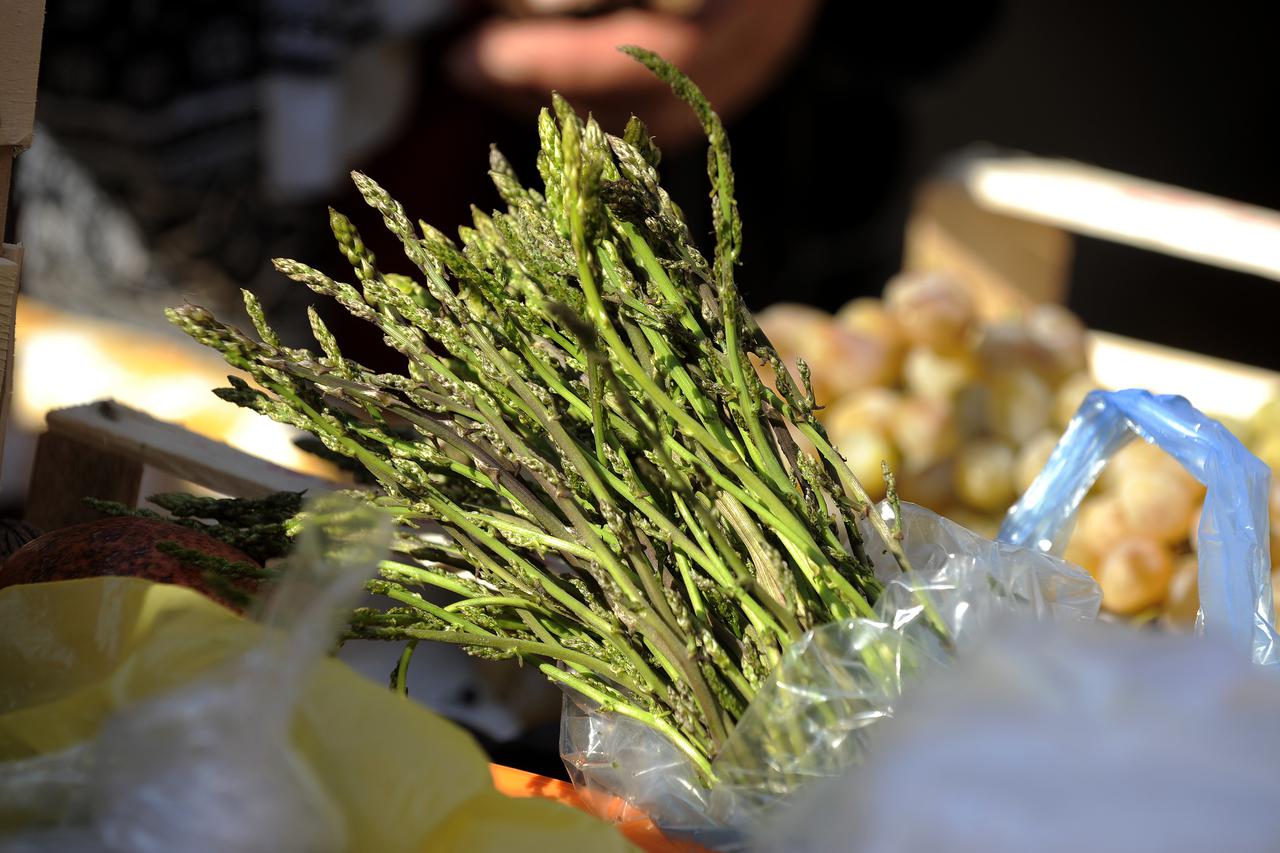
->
[[38, 400, 341, 499], [904, 180, 1072, 320], [0, 0, 46, 150], [1, 0, 46, 472], [959, 155, 1280, 285], [24, 431, 143, 531], [0, 244, 20, 469], [0, 150, 12, 238], [1088, 330, 1280, 421]]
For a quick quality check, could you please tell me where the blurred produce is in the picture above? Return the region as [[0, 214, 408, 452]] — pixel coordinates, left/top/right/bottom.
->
[[0, 517, 260, 611], [756, 270, 1280, 625], [755, 270, 1086, 518]]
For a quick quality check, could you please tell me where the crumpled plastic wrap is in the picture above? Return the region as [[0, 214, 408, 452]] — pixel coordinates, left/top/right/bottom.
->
[[562, 503, 1100, 848], [760, 620, 1280, 853], [0, 495, 631, 853], [1, 493, 385, 853], [562, 389, 1278, 849]]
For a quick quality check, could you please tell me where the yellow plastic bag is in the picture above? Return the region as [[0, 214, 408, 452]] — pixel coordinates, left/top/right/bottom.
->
[[0, 577, 633, 852]]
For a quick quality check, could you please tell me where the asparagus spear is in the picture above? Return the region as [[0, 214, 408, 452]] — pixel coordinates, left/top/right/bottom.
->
[[170, 46, 908, 775]]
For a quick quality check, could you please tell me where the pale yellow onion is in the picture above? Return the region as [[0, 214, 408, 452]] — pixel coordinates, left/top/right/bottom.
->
[[1162, 554, 1201, 629], [897, 459, 955, 511], [1025, 302, 1089, 380], [1053, 371, 1097, 428], [984, 368, 1052, 445], [902, 346, 977, 403], [1116, 468, 1200, 545], [883, 271, 976, 354], [821, 387, 902, 434], [890, 396, 958, 471], [1073, 494, 1131, 557], [952, 439, 1015, 513], [1014, 430, 1061, 495], [828, 427, 897, 502], [975, 322, 1055, 380], [834, 297, 905, 381], [1095, 537, 1175, 615], [807, 324, 898, 402]]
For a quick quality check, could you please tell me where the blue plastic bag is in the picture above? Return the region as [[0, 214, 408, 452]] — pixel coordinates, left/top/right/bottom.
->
[[1000, 388, 1278, 665], [763, 390, 1280, 853]]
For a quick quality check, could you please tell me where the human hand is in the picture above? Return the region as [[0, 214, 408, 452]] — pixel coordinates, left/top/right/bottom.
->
[[448, 0, 822, 148]]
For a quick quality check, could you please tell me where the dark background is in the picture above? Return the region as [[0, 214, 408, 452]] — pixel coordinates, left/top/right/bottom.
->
[[14, 0, 1280, 368], [677, 1, 1280, 368], [335, 0, 1280, 370], [903, 2, 1280, 370]]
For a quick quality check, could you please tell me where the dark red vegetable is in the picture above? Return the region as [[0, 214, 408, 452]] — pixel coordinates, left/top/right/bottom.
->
[[0, 517, 260, 610]]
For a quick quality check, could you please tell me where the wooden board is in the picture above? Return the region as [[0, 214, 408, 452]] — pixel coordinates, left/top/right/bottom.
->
[[0, 0, 46, 150], [1, 0, 46, 474], [1089, 330, 1280, 422], [0, 151, 11, 238], [24, 400, 342, 531], [44, 400, 339, 497], [909, 153, 1280, 326], [957, 154, 1280, 285], [0, 244, 20, 468], [24, 430, 143, 531], [904, 180, 1072, 320]]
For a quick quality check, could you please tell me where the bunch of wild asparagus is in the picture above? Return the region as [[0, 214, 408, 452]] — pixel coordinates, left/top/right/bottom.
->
[[170, 47, 908, 776]]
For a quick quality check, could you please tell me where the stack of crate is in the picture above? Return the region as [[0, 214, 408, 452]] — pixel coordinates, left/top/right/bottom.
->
[[1, 0, 45, 473]]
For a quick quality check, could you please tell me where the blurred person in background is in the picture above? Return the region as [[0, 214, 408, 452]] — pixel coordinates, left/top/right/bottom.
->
[[14, 0, 995, 355], [348, 0, 996, 324], [16, 2, 1279, 364]]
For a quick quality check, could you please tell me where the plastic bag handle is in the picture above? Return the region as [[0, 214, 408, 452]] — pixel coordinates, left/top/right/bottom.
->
[[998, 388, 1278, 665]]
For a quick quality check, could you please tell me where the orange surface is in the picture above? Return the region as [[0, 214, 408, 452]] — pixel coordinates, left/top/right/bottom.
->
[[489, 764, 710, 853]]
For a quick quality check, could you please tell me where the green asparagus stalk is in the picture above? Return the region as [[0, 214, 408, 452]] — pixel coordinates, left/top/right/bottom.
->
[[169, 46, 909, 776]]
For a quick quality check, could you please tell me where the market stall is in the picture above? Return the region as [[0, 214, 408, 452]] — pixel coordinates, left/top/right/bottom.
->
[[4, 14, 1280, 853]]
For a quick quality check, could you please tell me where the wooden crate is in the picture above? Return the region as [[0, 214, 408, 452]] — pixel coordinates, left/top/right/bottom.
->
[[23, 400, 337, 531], [905, 151, 1280, 418], [0, 0, 46, 472]]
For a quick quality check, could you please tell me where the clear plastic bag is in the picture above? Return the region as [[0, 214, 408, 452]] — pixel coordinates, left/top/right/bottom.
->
[[761, 619, 1280, 853], [562, 503, 1101, 848], [0, 495, 390, 853], [0, 502, 639, 853], [562, 389, 1278, 849]]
